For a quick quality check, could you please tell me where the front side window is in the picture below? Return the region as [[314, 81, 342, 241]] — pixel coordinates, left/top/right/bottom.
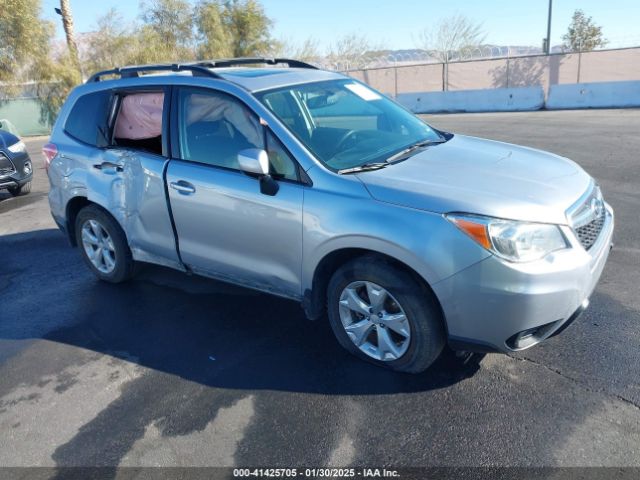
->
[[177, 87, 298, 180], [257, 80, 444, 171]]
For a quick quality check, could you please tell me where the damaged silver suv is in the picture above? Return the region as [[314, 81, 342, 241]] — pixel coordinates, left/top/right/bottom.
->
[[46, 58, 614, 373]]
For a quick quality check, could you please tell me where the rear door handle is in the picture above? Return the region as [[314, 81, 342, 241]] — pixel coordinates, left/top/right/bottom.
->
[[93, 161, 123, 173], [169, 180, 196, 195]]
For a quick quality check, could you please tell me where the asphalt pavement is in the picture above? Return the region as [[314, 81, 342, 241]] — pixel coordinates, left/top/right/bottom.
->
[[1, 109, 639, 470]]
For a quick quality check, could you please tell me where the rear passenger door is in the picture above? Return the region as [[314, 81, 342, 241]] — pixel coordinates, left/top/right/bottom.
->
[[166, 86, 305, 298], [95, 87, 180, 267]]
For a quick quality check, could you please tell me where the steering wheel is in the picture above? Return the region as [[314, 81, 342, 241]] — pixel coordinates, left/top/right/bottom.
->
[[335, 130, 360, 151]]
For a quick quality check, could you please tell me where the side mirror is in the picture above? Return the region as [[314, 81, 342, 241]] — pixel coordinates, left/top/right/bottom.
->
[[238, 148, 269, 175], [306, 95, 329, 109], [237, 148, 279, 196]]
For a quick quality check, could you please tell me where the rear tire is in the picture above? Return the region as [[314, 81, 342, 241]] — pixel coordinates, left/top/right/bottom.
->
[[8, 181, 31, 196], [75, 205, 135, 283], [327, 255, 445, 373]]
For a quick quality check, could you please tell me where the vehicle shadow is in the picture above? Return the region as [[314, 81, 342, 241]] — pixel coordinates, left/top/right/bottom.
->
[[0, 190, 46, 213], [4, 228, 637, 473], [1, 228, 483, 398]]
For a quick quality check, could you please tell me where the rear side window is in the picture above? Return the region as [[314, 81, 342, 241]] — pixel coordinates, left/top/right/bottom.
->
[[64, 90, 112, 147], [112, 92, 165, 156]]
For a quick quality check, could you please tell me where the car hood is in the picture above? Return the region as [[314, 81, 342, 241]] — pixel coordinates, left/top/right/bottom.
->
[[356, 135, 592, 224], [0, 129, 20, 151]]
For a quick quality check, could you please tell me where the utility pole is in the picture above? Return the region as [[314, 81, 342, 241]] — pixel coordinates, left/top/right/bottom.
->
[[544, 0, 553, 54]]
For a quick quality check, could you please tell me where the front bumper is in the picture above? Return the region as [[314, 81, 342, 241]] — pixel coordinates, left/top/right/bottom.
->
[[0, 151, 33, 190], [433, 203, 614, 353]]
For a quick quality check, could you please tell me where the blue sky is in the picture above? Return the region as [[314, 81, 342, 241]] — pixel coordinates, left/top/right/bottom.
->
[[42, 0, 640, 50]]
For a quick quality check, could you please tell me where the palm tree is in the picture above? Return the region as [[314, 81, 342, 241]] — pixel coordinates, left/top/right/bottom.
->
[[58, 0, 81, 75]]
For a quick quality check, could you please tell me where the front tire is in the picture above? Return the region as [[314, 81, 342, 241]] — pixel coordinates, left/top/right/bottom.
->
[[327, 256, 445, 373], [75, 205, 135, 283], [8, 180, 31, 196]]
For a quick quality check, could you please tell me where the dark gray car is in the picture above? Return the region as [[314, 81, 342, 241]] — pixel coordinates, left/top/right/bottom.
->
[[0, 129, 33, 196]]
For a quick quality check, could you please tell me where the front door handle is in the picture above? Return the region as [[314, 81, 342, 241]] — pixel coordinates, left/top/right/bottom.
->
[[169, 180, 196, 195], [93, 161, 123, 173]]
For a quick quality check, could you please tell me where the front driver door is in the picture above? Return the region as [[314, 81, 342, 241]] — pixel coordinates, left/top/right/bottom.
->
[[166, 86, 305, 298]]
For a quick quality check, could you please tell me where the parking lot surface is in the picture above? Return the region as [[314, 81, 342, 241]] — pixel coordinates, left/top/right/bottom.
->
[[1, 109, 639, 469]]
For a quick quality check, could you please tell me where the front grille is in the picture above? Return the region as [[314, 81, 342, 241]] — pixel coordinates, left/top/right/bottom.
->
[[568, 185, 607, 251], [575, 212, 605, 250], [0, 153, 16, 177]]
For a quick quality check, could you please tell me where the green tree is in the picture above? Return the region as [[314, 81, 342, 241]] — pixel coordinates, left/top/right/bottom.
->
[[223, 0, 273, 57], [0, 0, 52, 85], [84, 0, 276, 71], [86, 7, 179, 67], [194, 0, 233, 59], [0, 0, 73, 126], [139, 0, 195, 59], [33, 52, 81, 126], [83, 8, 137, 73], [562, 9, 608, 52], [194, 0, 275, 59]]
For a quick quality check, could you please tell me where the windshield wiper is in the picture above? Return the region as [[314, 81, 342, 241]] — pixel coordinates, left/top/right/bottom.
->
[[338, 162, 389, 174], [384, 139, 446, 163], [337, 138, 447, 174]]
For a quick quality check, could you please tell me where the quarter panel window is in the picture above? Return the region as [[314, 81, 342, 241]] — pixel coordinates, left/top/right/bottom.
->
[[64, 90, 112, 147], [266, 130, 298, 181]]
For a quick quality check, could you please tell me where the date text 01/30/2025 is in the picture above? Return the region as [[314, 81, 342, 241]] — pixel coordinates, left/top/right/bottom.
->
[[232, 468, 400, 478]]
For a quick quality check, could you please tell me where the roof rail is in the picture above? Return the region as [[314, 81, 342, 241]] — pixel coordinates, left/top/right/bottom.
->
[[194, 57, 319, 70], [86, 63, 223, 83], [86, 57, 318, 84]]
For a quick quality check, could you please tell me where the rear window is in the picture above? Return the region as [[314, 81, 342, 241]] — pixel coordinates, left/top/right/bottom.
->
[[64, 90, 112, 147]]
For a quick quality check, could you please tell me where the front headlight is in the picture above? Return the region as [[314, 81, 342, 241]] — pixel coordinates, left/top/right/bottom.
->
[[446, 214, 568, 262], [8, 141, 26, 154]]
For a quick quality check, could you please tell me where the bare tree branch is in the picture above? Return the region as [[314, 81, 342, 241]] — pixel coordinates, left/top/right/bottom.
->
[[415, 14, 486, 63]]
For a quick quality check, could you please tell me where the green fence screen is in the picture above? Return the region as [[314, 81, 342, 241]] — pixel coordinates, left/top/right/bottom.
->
[[0, 99, 51, 137]]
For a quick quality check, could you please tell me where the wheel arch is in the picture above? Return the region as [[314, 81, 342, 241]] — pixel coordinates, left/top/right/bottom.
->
[[65, 196, 126, 247], [303, 247, 446, 331]]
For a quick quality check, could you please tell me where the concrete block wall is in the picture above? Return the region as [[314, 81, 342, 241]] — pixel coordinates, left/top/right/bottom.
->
[[397, 87, 545, 113], [395, 81, 640, 113], [546, 81, 640, 109]]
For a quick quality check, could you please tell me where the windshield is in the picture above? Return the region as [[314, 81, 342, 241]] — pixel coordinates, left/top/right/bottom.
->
[[256, 80, 444, 171]]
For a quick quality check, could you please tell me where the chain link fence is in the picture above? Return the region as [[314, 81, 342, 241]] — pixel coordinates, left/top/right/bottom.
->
[[318, 46, 544, 71], [334, 46, 640, 97], [2, 44, 640, 135]]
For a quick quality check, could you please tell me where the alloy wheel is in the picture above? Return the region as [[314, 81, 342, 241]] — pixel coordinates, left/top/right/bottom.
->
[[81, 219, 117, 274], [338, 281, 411, 361]]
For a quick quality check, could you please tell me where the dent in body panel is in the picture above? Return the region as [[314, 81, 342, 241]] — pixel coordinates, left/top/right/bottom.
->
[[46, 159, 67, 220], [48, 148, 94, 222], [51, 145, 182, 271], [119, 151, 182, 270]]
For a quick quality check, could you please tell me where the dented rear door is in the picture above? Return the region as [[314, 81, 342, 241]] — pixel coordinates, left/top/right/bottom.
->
[[90, 86, 181, 270]]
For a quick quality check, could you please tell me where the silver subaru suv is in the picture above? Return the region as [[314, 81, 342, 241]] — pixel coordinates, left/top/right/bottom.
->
[[46, 58, 614, 373]]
